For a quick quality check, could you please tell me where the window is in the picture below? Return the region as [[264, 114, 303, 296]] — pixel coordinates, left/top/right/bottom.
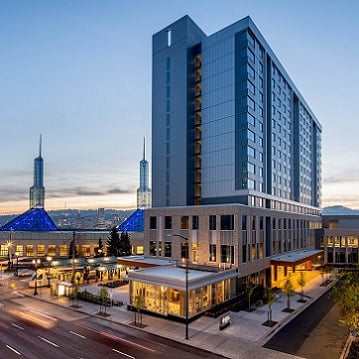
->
[[164, 242, 172, 257], [251, 216, 256, 230], [248, 113, 255, 126], [248, 96, 255, 111], [167, 29, 172, 46], [248, 162, 255, 174], [259, 46, 264, 58], [220, 215, 234, 230], [247, 31, 255, 47], [181, 242, 189, 259], [248, 146, 255, 158], [150, 216, 157, 229], [181, 216, 189, 229], [259, 77, 263, 88], [150, 241, 157, 256], [166, 57, 171, 70], [209, 215, 216, 230], [247, 80, 255, 94], [209, 244, 216, 262], [242, 215, 247, 230], [221, 245, 234, 264], [164, 216, 172, 229], [247, 129, 255, 141], [192, 215, 199, 230], [248, 48, 255, 63], [247, 64, 255, 79]]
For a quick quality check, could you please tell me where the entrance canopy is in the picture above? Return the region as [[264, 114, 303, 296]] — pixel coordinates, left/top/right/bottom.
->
[[271, 249, 323, 266]]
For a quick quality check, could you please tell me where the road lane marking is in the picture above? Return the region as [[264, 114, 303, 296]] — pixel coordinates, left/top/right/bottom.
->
[[6, 344, 22, 355], [69, 330, 86, 339], [38, 336, 59, 347], [112, 348, 135, 358], [100, 331, 155, 352], [11, 323, 24, 330]]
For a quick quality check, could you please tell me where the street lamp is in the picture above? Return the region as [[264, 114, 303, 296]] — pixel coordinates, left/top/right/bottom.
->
[[46, 256, 52, 288], [6, 239, 13, 272], [32, 258, 41, 295], [15, 252, 19, 277], [168, 233, 190, 340]]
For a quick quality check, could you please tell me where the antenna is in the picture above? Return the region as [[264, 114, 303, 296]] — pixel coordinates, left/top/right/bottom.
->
[[39, 134, 42, 157], [143, 137, 146, 160]]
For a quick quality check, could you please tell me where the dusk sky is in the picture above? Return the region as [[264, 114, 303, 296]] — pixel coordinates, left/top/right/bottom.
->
[[1, 0, 358, 215]]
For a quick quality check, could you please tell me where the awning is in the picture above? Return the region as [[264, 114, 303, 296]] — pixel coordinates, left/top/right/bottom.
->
[[271, 249, 323, 266]]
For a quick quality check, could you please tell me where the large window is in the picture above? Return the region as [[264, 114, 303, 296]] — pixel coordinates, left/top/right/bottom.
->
[[221, 245, 234, 264], [164, 242, 172, 257], [181, 216, 189, 229], [150, 216, 157, 229], [209, 215, 216, 230], [181, 242, 189, 260], [209, 244, 216, 262], [220, 215, 234, 230], [192, 215, 199, 230], [165, 216, 172, 229], [150, 241, 157, 256]]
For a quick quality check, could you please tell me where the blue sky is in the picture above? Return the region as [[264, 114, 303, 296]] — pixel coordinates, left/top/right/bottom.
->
[[0, 0, 358, 214]]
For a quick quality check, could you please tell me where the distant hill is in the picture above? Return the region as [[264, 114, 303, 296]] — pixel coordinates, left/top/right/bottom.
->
[[322, 205, 359, 215]]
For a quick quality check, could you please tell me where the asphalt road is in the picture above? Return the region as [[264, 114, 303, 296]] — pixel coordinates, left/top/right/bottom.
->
[[0, 295, 222, 359], [264, 285, 349, 359]]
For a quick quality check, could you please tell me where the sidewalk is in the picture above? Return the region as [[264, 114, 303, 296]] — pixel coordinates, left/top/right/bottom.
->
[[4, 272, 334, 359]]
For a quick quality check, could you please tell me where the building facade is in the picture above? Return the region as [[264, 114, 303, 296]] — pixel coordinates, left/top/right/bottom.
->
[[320, 215, 359, 266], [152, 15, 321, 211], [138, 15, 323, 316]]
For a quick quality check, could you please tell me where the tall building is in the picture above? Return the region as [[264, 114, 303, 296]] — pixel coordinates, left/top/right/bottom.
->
[[125, 15, 324, 321], [30, 134, 45, 209], [152, 15, 321, 212], [137, 137, 151, 209]]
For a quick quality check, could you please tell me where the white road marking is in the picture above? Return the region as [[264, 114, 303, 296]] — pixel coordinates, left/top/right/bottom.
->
[[69, 330, 86, 339], [38, 336, 59, 347], [112, 348, 135, 358], [6, 344, 22, 355], [11, 323, 24, 330]]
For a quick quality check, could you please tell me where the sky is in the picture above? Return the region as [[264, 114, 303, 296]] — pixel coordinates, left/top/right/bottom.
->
[[0, 0, 358, 215]]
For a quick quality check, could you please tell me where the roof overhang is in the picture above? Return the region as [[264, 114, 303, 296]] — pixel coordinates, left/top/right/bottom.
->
[[271, 249, 323, 266]]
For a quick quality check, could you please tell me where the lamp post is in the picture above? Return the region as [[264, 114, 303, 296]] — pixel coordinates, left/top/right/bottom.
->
[[15, 252, 19, 277], [32, 258, 41, 295], [6, 239, 13, 272], [169, 233, 189, 340], [46, 256, 52, 288]]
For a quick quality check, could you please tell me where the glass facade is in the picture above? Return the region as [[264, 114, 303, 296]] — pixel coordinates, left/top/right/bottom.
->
[[130, 273, 236, 319], [152, 16, 321, 214]]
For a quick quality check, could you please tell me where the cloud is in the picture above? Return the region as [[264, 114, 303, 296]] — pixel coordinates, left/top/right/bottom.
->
[[108, 188, 132, 194]]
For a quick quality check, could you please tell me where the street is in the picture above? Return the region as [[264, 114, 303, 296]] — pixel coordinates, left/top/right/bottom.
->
[[264, 284, 349, 359], [0, 292, 222, 359]]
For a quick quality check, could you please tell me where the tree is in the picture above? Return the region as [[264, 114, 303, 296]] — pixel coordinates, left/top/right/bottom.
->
[[265, 286, 276, 324], [98, 286, 108, 315], [106, 227, 121, 257], [119, 231, 132, 256], [283, 277, 295, 312], [246, 278, 255, 311], [68, 239, 80, 258], [333, 271, 359, 335], [297, 272, 306, 302], [95, 238, 105, 257]]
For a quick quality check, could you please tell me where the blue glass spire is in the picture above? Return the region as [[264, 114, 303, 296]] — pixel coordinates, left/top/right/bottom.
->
[[137, 138, 151, 209], [29, 134, 45, 208]]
